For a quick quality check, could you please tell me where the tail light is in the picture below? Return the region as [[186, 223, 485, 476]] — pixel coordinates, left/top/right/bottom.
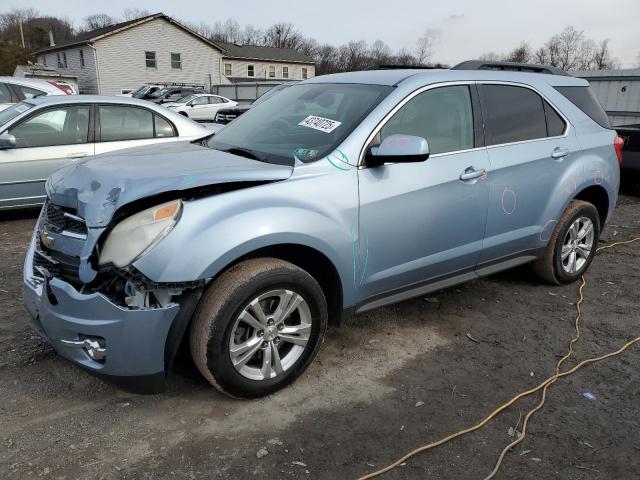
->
[[47, 80, 74, 95], [614, 135, 624, 166]]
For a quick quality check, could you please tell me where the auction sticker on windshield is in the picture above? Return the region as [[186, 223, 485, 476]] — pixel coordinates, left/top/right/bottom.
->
[[298, 115, 342, 133]]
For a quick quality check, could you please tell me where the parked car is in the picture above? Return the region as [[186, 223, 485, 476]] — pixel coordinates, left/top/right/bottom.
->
[[616, 124, 639, 171], [0, 76, 71, 112], [123, 84, 164, 98], [0, 96, 210, 209], [214, 83, 292, 124], [23, 62, 622, 398], [164, 94, 237, 121], [146, 85, 207, 104]]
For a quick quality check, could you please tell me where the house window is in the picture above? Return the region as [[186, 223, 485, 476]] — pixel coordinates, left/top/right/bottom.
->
[[302, 67, 308, 79], [171, 53, 181, 70], [42, 56, 47, 66], [282, 66, 289, 79], [62, 52, 68, 68], [145, 51, 156, 68], [224, 63, 232, 76], [56, 53, 63, 68], [247, 65, 255, 77], [79, 49, 85, 68], [268, 65, 276, 78]]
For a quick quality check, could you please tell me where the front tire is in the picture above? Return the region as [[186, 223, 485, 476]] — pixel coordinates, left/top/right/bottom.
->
[[533, 200, 600, 284], [189, 258, 327, 398]]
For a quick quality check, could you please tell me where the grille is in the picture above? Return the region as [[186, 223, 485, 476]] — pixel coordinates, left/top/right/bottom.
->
[[32, 240, 82, 286], [45, 202, 87, 237]]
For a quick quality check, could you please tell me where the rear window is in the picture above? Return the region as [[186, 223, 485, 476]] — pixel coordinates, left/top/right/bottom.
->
[[554, 86, 611, 129]]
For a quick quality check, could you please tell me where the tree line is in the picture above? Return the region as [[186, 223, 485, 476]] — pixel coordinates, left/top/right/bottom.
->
[[0, 7, 633, 76]]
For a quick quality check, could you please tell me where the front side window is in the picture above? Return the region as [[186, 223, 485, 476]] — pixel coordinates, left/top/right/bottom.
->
[[208, 83, 392, 166], [247, 65, 255, 77], [268, 65, 276, 78], [171, 53, 181, 70], [99, 105, 154, 142], [282, 66, 289, 79], [191, 96, 208, 106], [145, 51, 156, 68], [302, 67, 308, 79], [224, 63, 232, 76], [379, 85, 474, 155], [8, 106, 89, 148], [482, 85, 547, 145], [79, 49, 85, 68]]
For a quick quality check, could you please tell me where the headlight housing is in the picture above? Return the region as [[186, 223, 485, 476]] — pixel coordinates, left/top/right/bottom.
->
[[99, 200, 182, 268]]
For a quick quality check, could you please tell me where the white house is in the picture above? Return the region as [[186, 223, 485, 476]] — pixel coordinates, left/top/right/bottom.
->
[[35, 13, 315, 96]]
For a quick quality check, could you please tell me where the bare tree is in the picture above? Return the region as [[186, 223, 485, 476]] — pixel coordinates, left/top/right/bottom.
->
[[211, 18, 242, 44], [393, 48, 418, 66], [83, 13, 116, 31], [263, 22, 304, 49], [549, 26, 584, 70], [415, 28, 440, 64], [314, 43, 339, 75], [336, 40, 370, 71], [533, 47, 549, 65], [122, 8, 150, 21], [592, 39, 616, 70], [478, 51, 504, 62], [370, 39, 391, 65], [241, 24, 263, 45], [505, 42, 531, 63]]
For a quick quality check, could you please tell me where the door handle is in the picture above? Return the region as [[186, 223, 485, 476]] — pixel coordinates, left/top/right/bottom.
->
[[551, 147, 570, 159], [67, 152, 87, 159], [459, 168, 487, 181]]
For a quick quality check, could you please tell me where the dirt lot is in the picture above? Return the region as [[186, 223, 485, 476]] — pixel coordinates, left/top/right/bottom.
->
[[1, 188, 639, 480]]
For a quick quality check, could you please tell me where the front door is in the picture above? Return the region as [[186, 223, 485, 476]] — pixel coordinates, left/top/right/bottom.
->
[[357, 84, 490, 300], [0, 104, 93, 209]]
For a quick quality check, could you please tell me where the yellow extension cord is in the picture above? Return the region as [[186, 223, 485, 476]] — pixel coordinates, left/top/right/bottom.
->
[[356, 236, 640, 480]]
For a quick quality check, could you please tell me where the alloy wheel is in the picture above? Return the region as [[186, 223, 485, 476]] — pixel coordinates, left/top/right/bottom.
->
[[561, 216, 595, 274]]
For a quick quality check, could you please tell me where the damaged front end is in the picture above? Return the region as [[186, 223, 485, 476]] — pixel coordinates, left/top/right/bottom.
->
[[23, 199, 204, 393]]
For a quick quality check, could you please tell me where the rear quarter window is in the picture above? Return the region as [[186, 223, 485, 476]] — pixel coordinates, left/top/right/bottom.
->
[[554, 86, 611, 129]]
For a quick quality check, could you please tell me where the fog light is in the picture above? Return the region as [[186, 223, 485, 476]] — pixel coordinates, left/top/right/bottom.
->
[[61, 337, 106, 361]]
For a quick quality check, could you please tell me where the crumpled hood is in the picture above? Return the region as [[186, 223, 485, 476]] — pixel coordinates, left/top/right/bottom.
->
[[47, 141, 293, 228]]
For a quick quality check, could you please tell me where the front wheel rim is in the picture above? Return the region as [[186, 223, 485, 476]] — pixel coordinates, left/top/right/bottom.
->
[[561, 216, 595, 274], [228, 289, 312, 381]]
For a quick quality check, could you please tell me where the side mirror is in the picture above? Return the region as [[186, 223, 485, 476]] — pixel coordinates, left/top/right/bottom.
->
[[0, 133, 17, 149], [365, 134, 429, 166]]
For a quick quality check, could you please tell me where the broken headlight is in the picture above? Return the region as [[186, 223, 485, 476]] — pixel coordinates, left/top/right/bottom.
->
[[99, 199, 182, 268]]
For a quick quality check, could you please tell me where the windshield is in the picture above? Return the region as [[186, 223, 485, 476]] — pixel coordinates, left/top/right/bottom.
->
[[132, 85, 150, 95], [150, 88, 171, 98], [252, 84, 290, 106], [0, 102, 34, 129], [208, 83, 392, 166], [175, 94, 197, 104]]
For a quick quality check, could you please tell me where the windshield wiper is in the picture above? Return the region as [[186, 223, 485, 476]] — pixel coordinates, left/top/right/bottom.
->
[[223, 147, 265, 162]]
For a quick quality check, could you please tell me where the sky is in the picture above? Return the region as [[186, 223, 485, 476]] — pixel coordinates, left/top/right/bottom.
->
[[3, 0, 639, 67]]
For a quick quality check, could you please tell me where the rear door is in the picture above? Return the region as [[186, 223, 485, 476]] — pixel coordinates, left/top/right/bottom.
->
[[94, 104, 177, 156], [477, 83, 579, 265], [0, 104, 93, 208]]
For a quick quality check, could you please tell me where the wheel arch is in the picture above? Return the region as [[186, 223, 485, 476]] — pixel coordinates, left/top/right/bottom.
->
[[573, 184, 610, 228]]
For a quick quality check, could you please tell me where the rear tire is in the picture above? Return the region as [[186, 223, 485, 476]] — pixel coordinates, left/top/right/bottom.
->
[[189, 258, 327, 398], [533, 200, 600, 284]]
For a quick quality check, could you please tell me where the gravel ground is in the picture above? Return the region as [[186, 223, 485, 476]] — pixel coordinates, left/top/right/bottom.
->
[[1, 188, 639, 480]]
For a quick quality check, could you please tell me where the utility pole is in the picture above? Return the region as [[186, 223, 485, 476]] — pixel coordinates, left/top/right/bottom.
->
[[18, 17, 25, 49]]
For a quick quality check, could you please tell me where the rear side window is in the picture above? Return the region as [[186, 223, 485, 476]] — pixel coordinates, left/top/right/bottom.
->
[[154, 115, 175, 138], [543, 100, 566, 137], [15, 85, 46, 100], [99, 105, 154, 142], [482, 85, 547, 145], [554, 86, 611, 129]]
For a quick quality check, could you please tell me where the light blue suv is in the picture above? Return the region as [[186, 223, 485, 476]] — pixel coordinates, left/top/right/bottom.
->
[[23, 61, 623, 397]]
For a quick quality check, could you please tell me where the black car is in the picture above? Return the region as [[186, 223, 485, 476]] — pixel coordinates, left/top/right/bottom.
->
[[214, 83, 292, 124], [617, 124, 640, 171], [145, 85, 206, 104]]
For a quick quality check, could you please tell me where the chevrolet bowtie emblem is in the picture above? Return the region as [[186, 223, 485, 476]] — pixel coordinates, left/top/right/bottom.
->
[[40, 231, 55, 248]]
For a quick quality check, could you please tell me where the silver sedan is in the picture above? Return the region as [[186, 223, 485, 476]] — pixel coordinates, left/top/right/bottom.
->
[[0, 96, 211, 210]]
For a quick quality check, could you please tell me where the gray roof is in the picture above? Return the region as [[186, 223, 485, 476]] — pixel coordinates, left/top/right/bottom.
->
[[217, 42, 314, 64], [36, 13, 222, 54]]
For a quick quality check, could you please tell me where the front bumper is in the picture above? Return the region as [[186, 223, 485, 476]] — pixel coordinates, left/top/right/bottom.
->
[[23, 231, 181, 394]]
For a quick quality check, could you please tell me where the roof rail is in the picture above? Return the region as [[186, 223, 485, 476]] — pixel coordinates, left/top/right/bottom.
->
[[156, 82, 206, 88], [451, 60, 570, 77], [369, 64, 444, 70]]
